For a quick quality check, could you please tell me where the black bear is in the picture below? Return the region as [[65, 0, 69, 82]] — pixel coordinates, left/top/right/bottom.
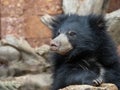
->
[[42, 14, 120, 90]]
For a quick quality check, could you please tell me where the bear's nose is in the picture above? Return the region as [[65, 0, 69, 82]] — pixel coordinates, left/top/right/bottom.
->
[[50, 40, 60, 51]]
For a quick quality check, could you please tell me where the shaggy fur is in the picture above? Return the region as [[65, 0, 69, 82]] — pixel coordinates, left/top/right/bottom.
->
[[49, 14, 120, 90]]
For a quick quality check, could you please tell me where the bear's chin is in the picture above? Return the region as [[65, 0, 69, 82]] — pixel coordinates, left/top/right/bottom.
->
[[51, 47, 72, 55]]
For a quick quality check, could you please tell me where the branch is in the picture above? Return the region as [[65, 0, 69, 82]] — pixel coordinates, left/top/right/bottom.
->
[[105, 9, 120, 27], [40, 0, 110, 28], [105, 9, 120, 45], [62, 0, 109, 15]]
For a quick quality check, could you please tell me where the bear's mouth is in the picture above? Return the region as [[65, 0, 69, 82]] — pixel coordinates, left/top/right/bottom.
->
[[50, 44, 59, 51], [50, 44, 73, 55]]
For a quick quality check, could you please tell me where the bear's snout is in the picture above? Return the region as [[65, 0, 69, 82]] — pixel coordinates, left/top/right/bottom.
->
[[50, 40, 60, 51], [50, 34, 73, 55]]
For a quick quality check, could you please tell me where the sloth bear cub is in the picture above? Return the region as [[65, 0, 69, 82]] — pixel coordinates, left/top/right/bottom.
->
[[46, 14, 120, 90]]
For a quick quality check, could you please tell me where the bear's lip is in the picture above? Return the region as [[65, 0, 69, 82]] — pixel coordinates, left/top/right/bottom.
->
[[50, 45, 59, 51]]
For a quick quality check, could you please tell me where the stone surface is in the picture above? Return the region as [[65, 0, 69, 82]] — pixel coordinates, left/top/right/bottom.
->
[[1, 0, 25, 39], [1, 16, 25, 37], [35, 44, 50, 58], [60, 83, 118, 90], [1, 0, 120, 47], [106, 9, 120, 45], [24, 15, 51, 47], [109, 21, 120, 45], [24, 0, 62, 15], [23, 0, 62, 47], [0, 73, 52, 90], [0, 46, 20, 62], [1, 0, 62, 47], [0, 35, 51, 77]]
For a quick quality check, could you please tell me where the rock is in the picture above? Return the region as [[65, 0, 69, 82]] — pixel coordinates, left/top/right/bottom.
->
[[24, 0, 62, 16], [24, 15, 51, 47], [23, 73, 52, 88], [0, 65, 10, 78], [0, 73, 52, 90], [17, 73, 52, 90], [35, 44, 51, 60], [0, 46, 20, 62], [0, 35, 52, 77], [1, 0, 62, 47], [60, 83, 118, 90], [35, 45, 50, 56], [105, 10, 120, 56], [1, 35, 45, 65], [1, 35, 35, 54], [107, 13, 120, 45], [18, 83, 42, 90]]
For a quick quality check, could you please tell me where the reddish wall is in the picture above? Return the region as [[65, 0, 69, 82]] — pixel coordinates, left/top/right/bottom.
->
[[107, 0, 120, 12], [0, 0, 120, 47], [1, 0, 62, 47]]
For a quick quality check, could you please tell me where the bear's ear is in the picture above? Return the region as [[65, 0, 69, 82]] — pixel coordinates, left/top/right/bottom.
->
[[41, 14, 67, 30], [89, 14, 106, 31]]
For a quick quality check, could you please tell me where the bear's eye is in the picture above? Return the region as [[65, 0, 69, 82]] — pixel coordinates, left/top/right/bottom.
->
[[68, 31, 76, 36]]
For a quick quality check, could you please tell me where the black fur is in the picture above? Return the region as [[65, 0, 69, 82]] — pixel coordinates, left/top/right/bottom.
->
[[50, 14, 120, 90]]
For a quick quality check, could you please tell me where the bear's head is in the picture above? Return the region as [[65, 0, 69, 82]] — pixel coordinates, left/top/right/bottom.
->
[[41, 14, 106, 57]]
